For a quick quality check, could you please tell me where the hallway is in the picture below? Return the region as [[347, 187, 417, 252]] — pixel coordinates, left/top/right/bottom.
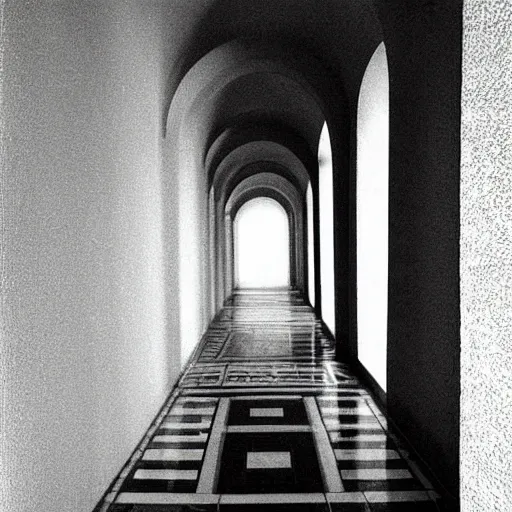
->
[[3, 2, 512, 511], [98, 291, 441, 512]]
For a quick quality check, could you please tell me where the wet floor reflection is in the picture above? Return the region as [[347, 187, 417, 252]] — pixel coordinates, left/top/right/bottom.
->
[[100, 290, 443, 512]]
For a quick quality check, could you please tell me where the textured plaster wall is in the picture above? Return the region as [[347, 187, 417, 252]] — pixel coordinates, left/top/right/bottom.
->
[[460, 2, 512, 510], [0, 2, 177, 511]]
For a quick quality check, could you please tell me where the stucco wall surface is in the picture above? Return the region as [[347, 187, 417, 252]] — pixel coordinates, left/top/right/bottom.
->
[[0, 2, 178, 511], [460, 2, 512, 510]]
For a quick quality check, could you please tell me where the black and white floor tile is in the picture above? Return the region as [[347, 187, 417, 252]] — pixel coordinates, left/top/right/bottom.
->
[[99, 291, 444, 512]]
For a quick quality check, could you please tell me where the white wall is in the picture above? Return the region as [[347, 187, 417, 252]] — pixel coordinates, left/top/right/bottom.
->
[[356, 42, 389, 391], [163, 83, 212, 370], [318, 123, 336, 336], [460, 3, 512, 510], [176, 129, 210, 365], [0, 3, 176, 511]]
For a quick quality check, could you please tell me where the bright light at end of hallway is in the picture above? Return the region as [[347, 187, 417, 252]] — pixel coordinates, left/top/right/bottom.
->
[[234, 197, 290, 288]]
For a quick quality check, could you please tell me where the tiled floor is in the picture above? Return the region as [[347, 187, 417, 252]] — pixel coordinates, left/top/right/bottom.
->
[[98, 290, 443, 512]]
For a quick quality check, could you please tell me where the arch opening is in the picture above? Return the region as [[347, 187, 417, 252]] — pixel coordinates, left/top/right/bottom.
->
[[163, 40, 332, 360], [318, 122, 336, 337], [356, 42, 389, 392], [307, 182, 315, 307], [234, 197, 290, 289]]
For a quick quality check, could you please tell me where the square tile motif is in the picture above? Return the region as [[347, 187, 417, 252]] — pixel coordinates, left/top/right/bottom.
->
[[219, 331, 296, 359], [246, 451, 292, 469], [97, 292, 443, 512], [250, 407, 284, 418], [217, 433, 323, 493], [228, 399, 308, 426]]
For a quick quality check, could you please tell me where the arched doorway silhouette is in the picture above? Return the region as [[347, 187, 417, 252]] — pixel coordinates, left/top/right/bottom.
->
[[234, 197, 290, 289], [357, 42, 389, 391], [318, 122, 336, 337]]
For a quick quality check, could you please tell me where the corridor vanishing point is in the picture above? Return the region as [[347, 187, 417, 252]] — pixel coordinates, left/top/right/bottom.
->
[[2, 2, 510, 512]]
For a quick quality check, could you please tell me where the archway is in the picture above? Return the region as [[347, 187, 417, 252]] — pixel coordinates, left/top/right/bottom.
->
[[307, 182, 315, 307], [163, 40, 332, 361], [234, 197, 290, 289], [356, 42, 389, 391], [224, 172, 305, 298], [208, 141, 311, 309], [318, 122, 336, 337]]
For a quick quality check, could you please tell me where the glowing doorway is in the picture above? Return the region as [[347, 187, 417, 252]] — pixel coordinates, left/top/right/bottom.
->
[[357, 42, 389, 391], [234, 197, 290, 289], [318, 123, 336, 337], [307, 183, 315, 307]]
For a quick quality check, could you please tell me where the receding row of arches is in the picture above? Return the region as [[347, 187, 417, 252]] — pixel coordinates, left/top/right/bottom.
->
[[162, 37, 389, 395], [1, 2, 470, 509]]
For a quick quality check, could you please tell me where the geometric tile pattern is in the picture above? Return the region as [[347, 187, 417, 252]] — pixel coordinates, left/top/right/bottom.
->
[[181, 362, 357, 388], [218, 432, 323, 493], [197, 290, 335, 363], [98, 290, 445, 512], [228, 398, 309, 425], [116, 397, 218, 497]]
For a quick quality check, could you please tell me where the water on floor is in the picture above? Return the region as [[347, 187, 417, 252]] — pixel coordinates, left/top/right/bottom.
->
[[98, 290, 443, 512]]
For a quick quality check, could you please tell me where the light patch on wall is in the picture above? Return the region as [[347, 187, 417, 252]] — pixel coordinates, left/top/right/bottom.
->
[[234, 197, 290, 289], [356, 42, 389, 391], [307, 183, 315, 306], [318, 123, 335, 336], [179, 163, 207, 365]]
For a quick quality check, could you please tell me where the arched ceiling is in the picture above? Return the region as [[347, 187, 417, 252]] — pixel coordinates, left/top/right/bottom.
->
[[205, 72, 325, 156], [165, 40, 330, 200], [226, 172, 302, 223], [162, 0, 383, 114], [205, 121, 317, 183], [164, 6, 384, 224], [162, 1, 386, 322], [209, 141, 310, 202], [167, 40, 333, 163]]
